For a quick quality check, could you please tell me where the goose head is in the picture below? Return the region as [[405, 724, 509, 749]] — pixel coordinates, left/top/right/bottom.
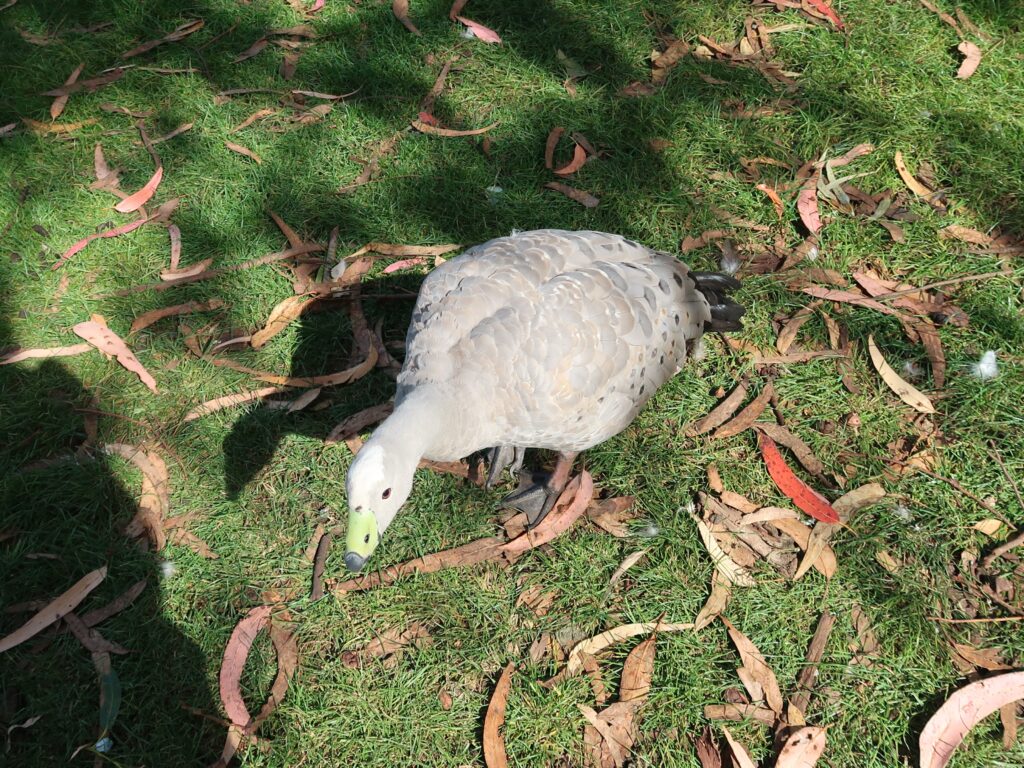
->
[[343, 442, 416, 572]]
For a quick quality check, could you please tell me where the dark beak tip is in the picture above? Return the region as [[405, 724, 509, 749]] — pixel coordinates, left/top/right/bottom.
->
[[344, 551, 367, 573]]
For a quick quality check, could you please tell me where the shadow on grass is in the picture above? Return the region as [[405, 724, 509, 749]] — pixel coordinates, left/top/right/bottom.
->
[[0, 286, 219, 763]]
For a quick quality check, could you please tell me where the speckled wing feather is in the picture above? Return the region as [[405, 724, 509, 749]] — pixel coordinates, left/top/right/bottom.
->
[[398, 230, 712, 456]]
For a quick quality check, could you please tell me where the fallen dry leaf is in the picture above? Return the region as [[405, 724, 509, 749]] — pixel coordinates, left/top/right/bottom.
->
[[694, 571, 732, 631], [0, 566, 107, 653], [501, 473, 594, 557], [342, 623, 432, 669], [758, 431, 839, 524], [225, 141, 262, 163], [411, 119, 499, 137], [73, 319, 157, 392], [608, 549, 647, 591], [50, 62, 84, 119], [919, 671, 1024, 768], [483, 662, 514, 768], [544, 126, 565, 169], [554, 143, 587, 176], [721, 726, 757, 768], [776, 726, 827, 767], [1, 343, 93, 365], [803, 0, 844, 28], [956, 41, 982, 79], [545, 181, 599, 208], [867, 335, 935, 414], [382, 256, 427, 273], [130, 298, 225, 334], [160, 258, 214, 281], [325, 402, 394, 444], [755, 423, 825, 478], [757, 183, 786, 218], [456, 16, 502, 44], [103, 443, 170, 550], [122, 19, 204, 58], [939, 225, 992, 246], [563, 622, 691, 678], [214, 605, 298, 767], [894, 151, 935, 198], [251, 296, 311, 348], [586, 496, 637, 537], [691, 500, 756, 587], [55, 217, 149, 269], [722, 616, 784, 714], [23, 117, 98, 134], [712, 381, 774, 439], [183, 386, 289, 421], [686, 382, 749, 436], [115, 166, 163, 213], [797, 177, 822, 234]]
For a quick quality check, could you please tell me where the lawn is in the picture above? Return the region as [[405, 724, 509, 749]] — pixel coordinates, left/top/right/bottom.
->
[[1, 0, 1023, 766]]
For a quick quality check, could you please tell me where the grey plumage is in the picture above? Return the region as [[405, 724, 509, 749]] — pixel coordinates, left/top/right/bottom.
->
[[395, 229, 743, 462]]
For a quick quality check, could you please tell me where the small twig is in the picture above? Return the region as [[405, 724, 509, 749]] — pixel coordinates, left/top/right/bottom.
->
[[927, 615, 1024, 624], [871, 269, 1014, 301], [989, 439, 1024, 511], [886, 456, 1002, 518]]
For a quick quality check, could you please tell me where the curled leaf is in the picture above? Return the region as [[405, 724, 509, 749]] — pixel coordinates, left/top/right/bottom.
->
[[553, 143, 587, 176], [0, 566, 107, 653], [919, 671, 1024, 768], [114, 166, 163, 213], [545, 181, 599, 208], [251, 296, 311, 349], [483, 663, 514, 768]]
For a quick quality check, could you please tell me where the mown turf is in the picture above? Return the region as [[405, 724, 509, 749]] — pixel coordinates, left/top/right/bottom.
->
[[1, 1, 1023, 766]]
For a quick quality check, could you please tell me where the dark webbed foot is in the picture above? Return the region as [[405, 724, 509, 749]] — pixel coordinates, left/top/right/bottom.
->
[[484, 445, 525, 489], [497, 451, 578, 528]]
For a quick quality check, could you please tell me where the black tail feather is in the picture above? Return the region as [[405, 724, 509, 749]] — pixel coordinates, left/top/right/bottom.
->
[[691, 271, 745, 332]]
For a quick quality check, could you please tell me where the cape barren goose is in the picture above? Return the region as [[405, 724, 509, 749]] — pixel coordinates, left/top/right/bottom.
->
[[344, 229, 744, 572]]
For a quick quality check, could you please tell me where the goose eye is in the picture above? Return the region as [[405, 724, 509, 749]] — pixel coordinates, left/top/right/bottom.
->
[[381, 487, 392, 500]]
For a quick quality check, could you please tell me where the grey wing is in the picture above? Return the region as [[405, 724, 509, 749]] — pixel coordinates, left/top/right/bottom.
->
[[445, 251, 712, 450], [399, 229, 633, 393]]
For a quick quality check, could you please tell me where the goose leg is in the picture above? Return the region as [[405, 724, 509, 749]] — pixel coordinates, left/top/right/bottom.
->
[[499, 451, 578, 528], [484, 445, 526, 490]]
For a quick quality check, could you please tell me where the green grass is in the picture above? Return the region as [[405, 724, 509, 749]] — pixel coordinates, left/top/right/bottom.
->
[[2, 0, 1024, 766]]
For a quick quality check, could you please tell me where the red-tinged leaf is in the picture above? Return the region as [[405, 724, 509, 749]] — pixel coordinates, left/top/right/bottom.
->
[[50, 62, 84, 119], [219, 606, 272, 725], [309, 0, 326, 13], [161, 257, 214, 281], [456, 16, 502, 44], [55, 217, 148, 269], [804, 0, 844, 29], [920, 671, 1024, 768], [129, 298, 225, 334], [757, 430, 840, 523], [115, 166, 163, 213], [392, 0, 420, 35], [500, 472, 594, 557], [73, 320, 158, 393], [483, 663, 514, 768], [382, 256, 428, 274], [0, 566, 107, 653], [797, 180, 821, 234], [956, 41, 982, 79], [553, 143, 587, 176], [225, 141, 262, 163], [416, 111, 439, 126], [1, 343, 92, 365], [168, 223, 181, 269]]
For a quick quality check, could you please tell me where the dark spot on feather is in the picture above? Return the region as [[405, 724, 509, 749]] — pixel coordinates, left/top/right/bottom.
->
[[673, 273, 683, 287], [660, 355, 665, 364], [639, 385, 645, 395]]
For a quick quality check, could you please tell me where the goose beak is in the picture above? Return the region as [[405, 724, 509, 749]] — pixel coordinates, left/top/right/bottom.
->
[[345, 507, 379, 572]]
